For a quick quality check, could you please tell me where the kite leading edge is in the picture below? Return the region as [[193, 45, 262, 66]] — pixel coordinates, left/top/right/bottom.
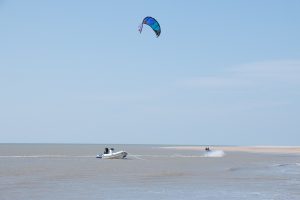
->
[[139, 16, 161, 37]]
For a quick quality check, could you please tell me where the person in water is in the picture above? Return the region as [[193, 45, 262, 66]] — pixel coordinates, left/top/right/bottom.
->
[[205, 147, 210, 151]]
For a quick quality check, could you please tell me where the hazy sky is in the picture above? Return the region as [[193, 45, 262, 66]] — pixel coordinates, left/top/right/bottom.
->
[[1, 1, 300, 145]]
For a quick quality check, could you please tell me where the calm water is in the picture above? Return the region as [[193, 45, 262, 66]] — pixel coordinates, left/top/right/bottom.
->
[[0, 144, 299, 200]]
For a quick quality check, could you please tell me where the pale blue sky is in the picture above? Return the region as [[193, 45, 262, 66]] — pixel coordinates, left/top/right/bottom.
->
[[1, 1, 300, 145]]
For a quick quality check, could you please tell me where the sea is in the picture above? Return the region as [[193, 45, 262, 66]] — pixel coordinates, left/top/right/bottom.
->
[[0, 144, 299, 200]]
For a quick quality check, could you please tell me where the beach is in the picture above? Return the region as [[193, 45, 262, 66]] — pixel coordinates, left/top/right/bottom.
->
[[0, 144, 300, 200]]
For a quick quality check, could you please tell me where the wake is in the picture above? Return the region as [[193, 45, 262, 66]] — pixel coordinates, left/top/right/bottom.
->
[[0, 155, 95, 158], [0, 151, 225, 159], [203, 150, 225, 157], [128, 150, 225, 159]]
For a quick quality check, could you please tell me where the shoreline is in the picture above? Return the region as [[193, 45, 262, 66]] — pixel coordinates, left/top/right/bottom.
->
[[161, 146, 300, 154]]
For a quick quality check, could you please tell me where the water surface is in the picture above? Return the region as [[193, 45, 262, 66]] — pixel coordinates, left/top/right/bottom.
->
[[0, 144, 299, 200]]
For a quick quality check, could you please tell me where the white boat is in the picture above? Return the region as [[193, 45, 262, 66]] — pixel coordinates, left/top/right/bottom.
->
[[96, 148, 127, 159]]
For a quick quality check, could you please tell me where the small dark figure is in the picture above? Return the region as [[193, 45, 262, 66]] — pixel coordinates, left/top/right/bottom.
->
[[104, 148, 109, 154], [205, 147, 210, 151]]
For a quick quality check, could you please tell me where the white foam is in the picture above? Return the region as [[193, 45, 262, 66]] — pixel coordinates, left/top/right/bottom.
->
[[203, 150, 225, 157], [129, 152, 225, 159]]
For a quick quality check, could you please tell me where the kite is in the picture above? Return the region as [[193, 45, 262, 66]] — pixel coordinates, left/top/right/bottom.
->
[[138, 16, 161, 37]]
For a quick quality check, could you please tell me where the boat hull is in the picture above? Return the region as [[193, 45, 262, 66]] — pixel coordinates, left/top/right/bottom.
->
[[96, 151, 127, 159]]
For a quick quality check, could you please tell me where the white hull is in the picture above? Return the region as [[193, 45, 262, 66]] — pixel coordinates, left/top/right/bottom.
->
[[97, 151, 127, 159]]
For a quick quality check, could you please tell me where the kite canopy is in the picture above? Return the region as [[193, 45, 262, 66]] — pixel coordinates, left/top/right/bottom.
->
[[138, 16, 161, 37]]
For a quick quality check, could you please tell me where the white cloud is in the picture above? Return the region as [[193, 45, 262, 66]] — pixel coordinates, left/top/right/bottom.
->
[[179, 76, 251, 89], [179, 60, 300, 90], [232, 60, 300, 82]]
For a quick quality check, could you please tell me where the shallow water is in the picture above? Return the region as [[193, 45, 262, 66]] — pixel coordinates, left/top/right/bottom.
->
[[0, 144, 299, 200]]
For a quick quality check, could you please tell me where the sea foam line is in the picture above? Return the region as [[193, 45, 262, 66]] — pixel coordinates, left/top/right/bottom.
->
[[128, 153, 225, 158], [0, 155, 95, 158]]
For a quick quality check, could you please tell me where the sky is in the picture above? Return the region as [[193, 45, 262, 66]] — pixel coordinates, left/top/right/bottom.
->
[[0, 0, 300, 145]]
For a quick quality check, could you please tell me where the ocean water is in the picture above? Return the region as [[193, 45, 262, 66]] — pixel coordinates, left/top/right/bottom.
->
[[0, 144, 299, 200]]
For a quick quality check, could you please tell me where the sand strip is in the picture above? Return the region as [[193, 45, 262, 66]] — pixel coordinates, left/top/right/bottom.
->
[[161, 146, 300, 154]]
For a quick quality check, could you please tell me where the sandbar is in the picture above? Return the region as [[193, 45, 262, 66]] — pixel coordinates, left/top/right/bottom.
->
[[161, 146, 300, 154]]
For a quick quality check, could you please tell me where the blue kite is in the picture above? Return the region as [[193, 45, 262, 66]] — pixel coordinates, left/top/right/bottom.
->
[[138, 16, 161, 37]]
